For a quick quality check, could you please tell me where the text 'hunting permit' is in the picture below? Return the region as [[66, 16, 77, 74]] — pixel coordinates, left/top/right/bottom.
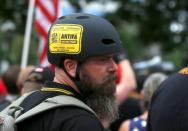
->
[[49, 24, 83, 54]]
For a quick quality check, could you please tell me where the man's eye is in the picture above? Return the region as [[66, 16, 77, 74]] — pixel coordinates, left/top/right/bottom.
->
[[100, 58, 108, 62]]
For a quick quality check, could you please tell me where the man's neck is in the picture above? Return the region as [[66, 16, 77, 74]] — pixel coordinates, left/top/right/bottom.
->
[[54, 68, 80, 93]]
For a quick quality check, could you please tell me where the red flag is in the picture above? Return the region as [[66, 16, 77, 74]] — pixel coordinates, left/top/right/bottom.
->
[[35, 0, 58, 67]]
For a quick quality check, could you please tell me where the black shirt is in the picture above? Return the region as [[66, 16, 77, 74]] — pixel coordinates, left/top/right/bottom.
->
[[147, 68, 188, 131], [16, 82, 103, 131]]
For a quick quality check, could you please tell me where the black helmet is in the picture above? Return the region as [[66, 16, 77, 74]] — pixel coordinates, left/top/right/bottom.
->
[[47, 13, 122, 66]]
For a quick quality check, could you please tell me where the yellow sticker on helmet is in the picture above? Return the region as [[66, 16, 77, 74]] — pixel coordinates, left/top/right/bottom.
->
[[49, 24, 83, 54]]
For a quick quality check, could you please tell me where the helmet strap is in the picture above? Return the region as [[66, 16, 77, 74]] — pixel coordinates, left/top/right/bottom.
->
[[60, 60, 81, 82], [75, 62, 81, 81]]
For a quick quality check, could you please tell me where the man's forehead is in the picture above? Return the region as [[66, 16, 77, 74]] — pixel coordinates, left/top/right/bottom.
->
[[82, 54, 116, 64], [90, 54, 115, 59]]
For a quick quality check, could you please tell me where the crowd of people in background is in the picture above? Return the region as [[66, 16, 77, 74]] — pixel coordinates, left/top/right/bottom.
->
[[0, 53, 185, 131], [0, 65, 55, 111], [0, 53, 173, 131]]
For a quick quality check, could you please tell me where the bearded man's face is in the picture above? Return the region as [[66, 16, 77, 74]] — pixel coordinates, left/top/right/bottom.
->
[[76, 55, 119, 126]]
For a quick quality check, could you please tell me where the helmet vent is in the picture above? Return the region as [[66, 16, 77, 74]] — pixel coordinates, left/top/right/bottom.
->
[[76, 16, 89, 19], [102, 39, 115, 45]]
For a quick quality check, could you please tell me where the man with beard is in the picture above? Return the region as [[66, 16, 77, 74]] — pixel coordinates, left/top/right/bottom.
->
[[15, 13, 123, 131]]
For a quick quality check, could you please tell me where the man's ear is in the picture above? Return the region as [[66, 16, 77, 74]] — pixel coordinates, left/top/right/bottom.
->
[[64, 59, 77, 78]]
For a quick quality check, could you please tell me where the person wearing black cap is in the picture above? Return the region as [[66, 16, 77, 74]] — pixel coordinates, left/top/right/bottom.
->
[[146, 67, 188, 131], [21, 67, 54, 95], [16, 13, 123, 131]]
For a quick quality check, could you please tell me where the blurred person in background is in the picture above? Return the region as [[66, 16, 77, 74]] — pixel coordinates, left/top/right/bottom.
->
[[0, 78, 7, 98], [16, 65, 35, 91], [21, 66, 54, 95], [146, 67, 188, 131], [0, 65, 21, 111], [119, 73, 167, 131], [114, 51, 137, 104]]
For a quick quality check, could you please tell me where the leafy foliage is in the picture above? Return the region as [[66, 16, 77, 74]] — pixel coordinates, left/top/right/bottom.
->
[[0, 0, 188, 69]]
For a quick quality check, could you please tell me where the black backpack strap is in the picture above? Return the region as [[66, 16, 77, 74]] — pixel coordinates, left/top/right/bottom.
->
[[1, 92, 35, 117], [19, 91, 58, 113], [16, 95, 97, 123]]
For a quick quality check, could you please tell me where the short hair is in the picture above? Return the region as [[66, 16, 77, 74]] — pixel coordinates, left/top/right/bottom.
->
[[142, 72, 167, 103]]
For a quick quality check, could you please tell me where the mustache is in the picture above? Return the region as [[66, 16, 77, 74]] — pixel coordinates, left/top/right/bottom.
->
[[104, 74, 117, 83]]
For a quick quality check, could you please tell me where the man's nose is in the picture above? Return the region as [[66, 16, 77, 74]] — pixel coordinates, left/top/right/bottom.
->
[[108, 59, 118, 72]]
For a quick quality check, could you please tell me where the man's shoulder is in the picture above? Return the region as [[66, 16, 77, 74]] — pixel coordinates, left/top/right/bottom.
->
[[57, 107, 103, 130], [17, 106, 103, 131], [52, 106, 99, 121]]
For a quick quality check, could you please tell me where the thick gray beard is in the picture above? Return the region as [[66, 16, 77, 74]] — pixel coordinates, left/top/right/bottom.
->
[[76, 68, 119, 126], [85, 94, 119, 125]]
